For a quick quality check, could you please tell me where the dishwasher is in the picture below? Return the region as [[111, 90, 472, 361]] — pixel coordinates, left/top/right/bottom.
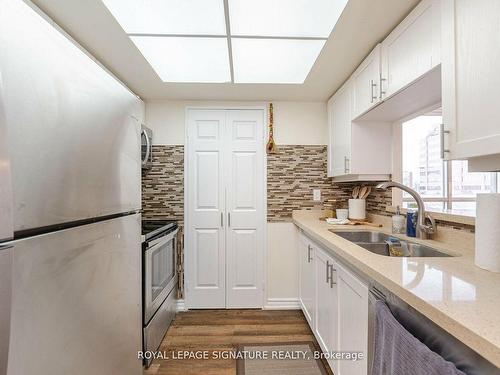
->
[[368, 284, 500, 375]]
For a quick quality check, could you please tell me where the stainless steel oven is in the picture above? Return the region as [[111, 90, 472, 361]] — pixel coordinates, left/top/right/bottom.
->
[[141, 125, 153, 170], [144, 227, 178, 322], [142, 220, 178, 367]]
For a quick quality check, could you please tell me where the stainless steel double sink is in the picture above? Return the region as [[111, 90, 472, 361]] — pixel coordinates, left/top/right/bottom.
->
[[328, 230, 453, 257]]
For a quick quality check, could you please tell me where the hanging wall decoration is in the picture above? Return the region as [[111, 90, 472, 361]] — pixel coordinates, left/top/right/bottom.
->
[[266, 103, 278, 154]]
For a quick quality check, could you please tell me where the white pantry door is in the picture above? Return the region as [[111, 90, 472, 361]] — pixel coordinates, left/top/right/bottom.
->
[[186, 110, 226, 308], [225, 110, 265, 308], [186, 109, 265, 309]]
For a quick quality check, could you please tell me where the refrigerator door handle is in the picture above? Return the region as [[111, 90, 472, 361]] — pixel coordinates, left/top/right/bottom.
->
[[0, 69, 14, 242]]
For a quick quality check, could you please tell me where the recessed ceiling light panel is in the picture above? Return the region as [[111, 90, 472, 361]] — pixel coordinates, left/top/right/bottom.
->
[[228, 0, 348, 38], [232, 38, 325, 84], [102, 0, 226, 35], [131, 36, 231, 83]]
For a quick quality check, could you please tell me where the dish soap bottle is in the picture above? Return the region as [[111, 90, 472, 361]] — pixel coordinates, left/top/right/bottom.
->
[[406, 209, 417, 237], [392, 206, 405, 234]]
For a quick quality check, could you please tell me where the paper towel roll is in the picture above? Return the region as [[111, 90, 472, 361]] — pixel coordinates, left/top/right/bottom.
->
[[475, 194, 500, 273]]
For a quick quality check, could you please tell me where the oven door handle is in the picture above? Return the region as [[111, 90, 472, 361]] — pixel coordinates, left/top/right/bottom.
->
[[147, 228, 178, 249]]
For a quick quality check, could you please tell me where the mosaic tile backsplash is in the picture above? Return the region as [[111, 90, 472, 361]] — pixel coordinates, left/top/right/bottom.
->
[[142, 145, 184, 225], [267, 145, 353, 221]]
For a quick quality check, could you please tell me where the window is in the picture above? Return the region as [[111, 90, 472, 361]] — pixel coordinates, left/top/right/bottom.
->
[[401, 109, 499, 214]]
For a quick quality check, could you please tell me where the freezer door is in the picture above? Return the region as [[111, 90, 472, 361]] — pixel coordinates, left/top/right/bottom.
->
[[0, 245, 12, 375], [0, 0, 142, 232], [7, 214, 142, 375]]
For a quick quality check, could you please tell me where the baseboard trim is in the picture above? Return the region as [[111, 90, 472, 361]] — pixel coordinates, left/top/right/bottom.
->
[[177, 298, 301, 310], [263, 298, 301, 310], [175, 299, 187, 312]]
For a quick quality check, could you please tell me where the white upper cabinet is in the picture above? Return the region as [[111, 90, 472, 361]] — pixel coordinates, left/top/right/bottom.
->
[[351, 44, 382, 119], [381, 0, 441, 99], [328, 80, 352, 178], [327, 78, 392, 181], [327, 0, 444, 181], [442, 0, 500, 162]]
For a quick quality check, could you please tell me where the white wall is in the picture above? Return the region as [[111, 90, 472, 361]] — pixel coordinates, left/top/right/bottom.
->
[[146, 100, 328, 145], [265, 223, 300, 309]]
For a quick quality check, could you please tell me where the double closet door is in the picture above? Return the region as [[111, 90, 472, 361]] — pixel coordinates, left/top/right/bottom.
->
[[186, 109, 265, 309]]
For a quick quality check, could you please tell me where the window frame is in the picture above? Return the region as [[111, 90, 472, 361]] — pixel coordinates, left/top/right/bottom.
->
[[393, 103, 499, 215]]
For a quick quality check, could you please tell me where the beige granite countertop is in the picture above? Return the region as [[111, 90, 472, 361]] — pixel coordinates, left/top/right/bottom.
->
[[292, 209, 500, 368]]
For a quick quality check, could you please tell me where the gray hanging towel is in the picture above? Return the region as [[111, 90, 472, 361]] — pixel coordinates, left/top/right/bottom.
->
[[372, 300, 466, 375]]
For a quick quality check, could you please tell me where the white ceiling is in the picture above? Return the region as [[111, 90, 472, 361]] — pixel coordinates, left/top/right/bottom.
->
[[101, 0, 348, 84], [31, 0, 419, 101]]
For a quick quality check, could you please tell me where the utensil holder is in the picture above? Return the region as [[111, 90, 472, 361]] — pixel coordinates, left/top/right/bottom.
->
[[348, 199, 366, 220]]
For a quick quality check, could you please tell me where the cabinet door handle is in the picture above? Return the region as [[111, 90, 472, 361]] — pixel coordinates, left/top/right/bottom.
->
[[326, 260, 332, 283], [379, 76, 386, 99], [220, 212, 223, 227], [440, 123, 450, 160], [344, 156, 350, 174], [370, 80, 377, 103], [307, 245, 312, 263], [329, 264, 337, 288], [228, 212, 231, 227]]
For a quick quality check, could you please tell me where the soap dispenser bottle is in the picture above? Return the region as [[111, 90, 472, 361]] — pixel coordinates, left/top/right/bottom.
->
[[392, 206, 405, 234]]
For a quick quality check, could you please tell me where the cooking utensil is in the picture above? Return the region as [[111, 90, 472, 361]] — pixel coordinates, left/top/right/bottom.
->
[[366, 186, 372, 198], [352, 186, 360, 199], [360, 186, 371, 199], [358, 186, 368, 199]]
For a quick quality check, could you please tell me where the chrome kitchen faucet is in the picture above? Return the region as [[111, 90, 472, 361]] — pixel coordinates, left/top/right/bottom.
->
[[375, 181, 437, 240]]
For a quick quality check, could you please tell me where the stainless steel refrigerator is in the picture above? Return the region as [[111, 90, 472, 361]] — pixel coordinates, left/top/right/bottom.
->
[[0, 1, 143, 374]]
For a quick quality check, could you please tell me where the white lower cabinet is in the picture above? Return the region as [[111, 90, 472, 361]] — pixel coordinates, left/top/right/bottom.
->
[[337, 262, 369, 375], [299, 232, 315, 327], [314, 247, 339, 374], [298, 231, 369, 375]]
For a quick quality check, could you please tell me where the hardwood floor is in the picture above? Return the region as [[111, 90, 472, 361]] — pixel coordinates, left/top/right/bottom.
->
[[143, 309, 332, 375]]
